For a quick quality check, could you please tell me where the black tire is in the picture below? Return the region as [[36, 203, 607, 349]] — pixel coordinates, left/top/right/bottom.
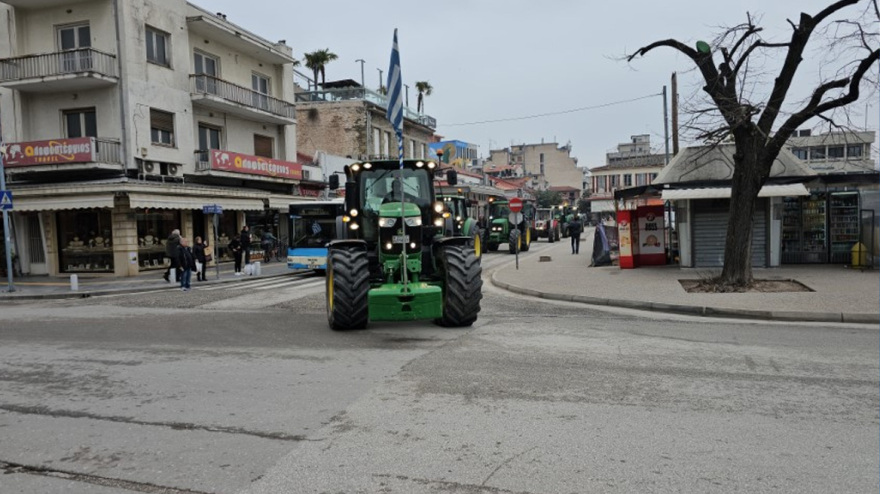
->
[[436, 245, 482, 327], [521, 227, 531, 252], [471, 227, 483, 260], [555, 226, 561, 242], [508, 229, 520, 254], [326, 247, 369, 330], [548, 227, 555, 243]]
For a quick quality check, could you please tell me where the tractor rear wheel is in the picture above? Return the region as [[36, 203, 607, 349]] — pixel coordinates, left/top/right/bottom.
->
[[326, 247, 370, 330], [436, 245, 482, 327], [471, 227, 483, 259], [548, 227, 555, 243]]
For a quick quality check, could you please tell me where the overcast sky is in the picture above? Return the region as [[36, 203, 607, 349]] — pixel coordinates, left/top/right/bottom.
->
[[205, 0, 878, 169]]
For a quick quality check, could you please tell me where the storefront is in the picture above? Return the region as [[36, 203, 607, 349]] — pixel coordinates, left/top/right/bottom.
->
[[135, 209, 182, 271]]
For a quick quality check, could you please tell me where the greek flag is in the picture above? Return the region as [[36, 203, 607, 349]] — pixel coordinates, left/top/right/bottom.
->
[[386, 29, 404, 164]]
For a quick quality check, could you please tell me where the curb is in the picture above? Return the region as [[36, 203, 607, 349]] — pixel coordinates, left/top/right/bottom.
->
[[0, 272, 296, 302], [490, 270, 880, 325]]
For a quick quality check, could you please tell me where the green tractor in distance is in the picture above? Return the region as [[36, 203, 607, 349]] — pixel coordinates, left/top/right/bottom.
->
[[436, 185, 483, 258], [485, 196, 535, 254], [325, 159, 482, 330]]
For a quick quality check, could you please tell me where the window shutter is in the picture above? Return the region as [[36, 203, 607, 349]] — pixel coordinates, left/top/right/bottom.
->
[[254, 135, 273, 158], [150, 109, 174, 132]]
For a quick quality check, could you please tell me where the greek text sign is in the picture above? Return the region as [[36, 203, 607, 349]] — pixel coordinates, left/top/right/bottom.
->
[[210, 150, 302, 180], [2, 137, 95, 167]]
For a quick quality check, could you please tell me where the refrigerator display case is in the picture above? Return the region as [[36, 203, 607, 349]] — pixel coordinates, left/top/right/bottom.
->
[[829, 192, 860, 263], [782, 194, 827, 263]]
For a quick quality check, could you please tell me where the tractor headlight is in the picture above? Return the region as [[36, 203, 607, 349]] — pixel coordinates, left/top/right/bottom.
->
[[363, 162, 372, 169], [434, 218, 444, 227], [410, 242, 416, 249], [433, 202, 444, 213], [351, 163, 360, 172], [416, 161, 424, 168], [455, 216, 461, 221], [404, 217, 422, 227], [378, 217, 396, 228], [442, 212, 451, 219], [349, 208, 359, 217], [428, 161, 436, 169], [342, 215, 351, 223], [385, 242, 393, 250], [349, 223, 359, 230]]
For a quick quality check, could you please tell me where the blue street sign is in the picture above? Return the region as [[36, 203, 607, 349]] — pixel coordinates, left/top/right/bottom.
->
[[202, 204, 222, 215], [0, 190, 11, 211]]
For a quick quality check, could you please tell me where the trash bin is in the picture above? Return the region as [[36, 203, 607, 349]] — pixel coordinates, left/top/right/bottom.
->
[[851, 242, 868, 267]]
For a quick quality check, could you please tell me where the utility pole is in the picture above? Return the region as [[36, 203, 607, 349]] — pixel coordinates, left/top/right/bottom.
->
[[355, 59, 365, 88], [671, 72, 679, 156], [662, 85, 670, 165]]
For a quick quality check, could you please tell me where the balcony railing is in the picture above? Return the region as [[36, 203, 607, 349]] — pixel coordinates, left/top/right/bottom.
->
[[295, 87, 437, 129], [190, 74, 295, 120], [0, 48, 118, 82]]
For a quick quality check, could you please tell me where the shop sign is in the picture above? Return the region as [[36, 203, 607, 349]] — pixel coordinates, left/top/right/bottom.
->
[[299, 187, 321, 198], [638, 210, 664, 255], [210, 150, 302, 180], [2, 137, 95, 167]]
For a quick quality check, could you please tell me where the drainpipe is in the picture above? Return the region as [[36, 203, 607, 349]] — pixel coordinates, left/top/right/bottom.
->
[[112, 0, 130, 171]]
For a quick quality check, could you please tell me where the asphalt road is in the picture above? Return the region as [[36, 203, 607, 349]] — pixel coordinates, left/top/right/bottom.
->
[[0, 244, 877, 493]]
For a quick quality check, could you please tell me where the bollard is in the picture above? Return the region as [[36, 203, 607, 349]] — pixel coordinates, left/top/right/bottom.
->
[[254, 261, 261, 276], [170, 268, 177, 283], [70, 274, 79, 291]]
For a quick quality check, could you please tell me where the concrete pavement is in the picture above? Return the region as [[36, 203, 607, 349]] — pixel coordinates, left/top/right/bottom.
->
[[1, 232, 877, 324], [492, 227, 879, 324]]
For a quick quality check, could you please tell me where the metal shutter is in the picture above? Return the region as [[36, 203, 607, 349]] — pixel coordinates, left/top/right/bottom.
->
[[693, 200, 767, 268]]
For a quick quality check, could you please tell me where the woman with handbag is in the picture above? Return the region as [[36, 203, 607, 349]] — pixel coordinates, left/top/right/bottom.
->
[[193, 236, 209, 281]]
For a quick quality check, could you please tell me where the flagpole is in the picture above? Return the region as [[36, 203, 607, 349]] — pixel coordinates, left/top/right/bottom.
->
[[0, 96, 15, 292], [387, 28, 408, 288]]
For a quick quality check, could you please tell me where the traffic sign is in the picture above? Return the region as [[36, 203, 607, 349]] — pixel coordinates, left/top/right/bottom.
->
[[509, 197, 523, 213], [0, 190, 12, 211], [508, 212, 523, 225]]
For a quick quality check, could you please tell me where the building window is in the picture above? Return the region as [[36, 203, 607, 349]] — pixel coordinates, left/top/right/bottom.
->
[[372, 129, 381, 157], [58, 209, 113, 273], [383, 131, 391, 157], [58, 23, 92, 72], [194, 51, 219, 93], [791, 147, 808, 160], [197, 124, 221, 162], [847, 144, 863, 158], [135, 209, 180, 271], [420, 143, 426, 159], [150, 109, 174, 146], [809, 147, 826, 160], [649, 173, 657, 182], [64, 108, 97, 138], [254, 134, 273, 158], [624, 174, 633, 187], [595, 176, 606, 191], [540, 163, 545, 175], [636, 173, 647, 186], [827, 146, 845, 159], [252, 73, 270, 110], [145, 26, 169, 67]]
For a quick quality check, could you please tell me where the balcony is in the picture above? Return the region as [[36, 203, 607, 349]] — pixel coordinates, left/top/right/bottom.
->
[[0, 49, 119, 93], [190, 75, 295, 125], [2, 0, 81, 8], [295, 87, 437, 129], [194, 149, 302, 182], [3, 137, 123, 177]]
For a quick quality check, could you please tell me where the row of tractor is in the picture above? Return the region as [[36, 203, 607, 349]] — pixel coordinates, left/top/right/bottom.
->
[[322, 158, 579, 331]]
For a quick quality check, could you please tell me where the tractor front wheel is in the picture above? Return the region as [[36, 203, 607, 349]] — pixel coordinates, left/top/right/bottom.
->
[[521, 227, 531, 252], [508, 229, 520, 254], [326, 247, 370, 330], [436, 245, 482, 327]]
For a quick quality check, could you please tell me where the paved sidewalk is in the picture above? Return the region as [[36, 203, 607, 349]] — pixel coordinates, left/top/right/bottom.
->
[[0, 260, 297, 300], [491, 228, 879, 324]]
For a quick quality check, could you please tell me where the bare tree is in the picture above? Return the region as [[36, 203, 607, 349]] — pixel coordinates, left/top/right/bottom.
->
[[628, 0, 878, 287]]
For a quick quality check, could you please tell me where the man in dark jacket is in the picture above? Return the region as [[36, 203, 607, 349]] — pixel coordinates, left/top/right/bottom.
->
[[177, 237, 197, 291], [569, 217, 583, 254], [240, 226, 252, 265], [163, 228, 181, 282]]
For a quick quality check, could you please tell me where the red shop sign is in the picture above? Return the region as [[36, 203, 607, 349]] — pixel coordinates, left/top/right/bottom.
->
[[210, 150, 302, 180], [2, 137, 95, 167]]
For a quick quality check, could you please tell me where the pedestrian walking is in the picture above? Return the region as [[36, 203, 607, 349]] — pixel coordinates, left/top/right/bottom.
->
[[162, 228, 181, 282], [177, 237, 197, 291], [240, 225, 252, 265], [569, 216, 583, 254], [228, 235, 243, 275], [261, 229, 277, 262], [193, 236, 208, 281]]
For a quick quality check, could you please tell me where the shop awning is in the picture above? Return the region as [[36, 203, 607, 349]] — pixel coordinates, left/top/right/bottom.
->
[[10, 195, 114, 211], [267, 194, 312, 209], [128, 193, 265, 211], [661, 183, 810, 200]]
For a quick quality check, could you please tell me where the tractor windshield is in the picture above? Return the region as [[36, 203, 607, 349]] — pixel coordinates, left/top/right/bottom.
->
[[359, 167, 432, 241], [488, 202, 509, 220]]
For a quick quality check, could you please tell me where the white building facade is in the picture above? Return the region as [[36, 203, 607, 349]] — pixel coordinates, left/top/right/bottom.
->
[[0, 0, 318, 277]]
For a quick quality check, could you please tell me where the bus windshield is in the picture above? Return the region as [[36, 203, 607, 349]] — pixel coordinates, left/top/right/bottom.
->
[[289, 202, 343, 248]]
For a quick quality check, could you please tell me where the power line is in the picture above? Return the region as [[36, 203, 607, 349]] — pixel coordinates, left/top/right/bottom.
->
[[440, 92, 662, 127]]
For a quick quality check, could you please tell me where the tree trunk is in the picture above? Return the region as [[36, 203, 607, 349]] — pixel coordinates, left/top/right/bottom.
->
[[719, 137, 766, 286]]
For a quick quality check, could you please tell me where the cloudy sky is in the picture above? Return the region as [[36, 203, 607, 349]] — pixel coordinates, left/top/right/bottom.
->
[[205, 0, 878, 169]]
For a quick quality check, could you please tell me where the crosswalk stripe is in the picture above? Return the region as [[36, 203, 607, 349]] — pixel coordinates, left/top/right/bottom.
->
[[199, 275, 322, 292]]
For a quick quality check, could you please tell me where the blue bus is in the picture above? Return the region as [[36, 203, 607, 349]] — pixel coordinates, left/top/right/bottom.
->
[[288, 199, 345, 272]]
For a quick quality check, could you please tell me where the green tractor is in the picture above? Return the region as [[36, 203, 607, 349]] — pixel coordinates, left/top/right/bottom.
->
[[485, 196, 534, 254], [437, 185, 483, 258], [325, 159, 482, 330]]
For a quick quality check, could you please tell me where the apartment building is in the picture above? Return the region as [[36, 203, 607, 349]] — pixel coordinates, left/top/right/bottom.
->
[[0, 0, 317, 277], [485, 142, 581, 194], [588, 134, 665, 216]]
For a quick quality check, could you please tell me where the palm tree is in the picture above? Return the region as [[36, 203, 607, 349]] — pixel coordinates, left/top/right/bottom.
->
[[303, 49, 338, 89], [415, 81, 433, 113]]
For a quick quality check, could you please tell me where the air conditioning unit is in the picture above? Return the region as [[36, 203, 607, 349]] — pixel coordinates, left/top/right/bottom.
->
[[167, 164, 179, 176], [139, 161, 155, 174]]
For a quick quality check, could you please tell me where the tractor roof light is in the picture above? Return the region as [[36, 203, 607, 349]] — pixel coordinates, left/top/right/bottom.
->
[[416, 161, 425, 168], [363, 162, 372, 169], [351, 164, 360, 172], [433, 202, 444, 213], [386, 242, 393, 250], [349, 208, 359, 217], [410, 242, 416, 249], [427, 162, 436, 169]]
